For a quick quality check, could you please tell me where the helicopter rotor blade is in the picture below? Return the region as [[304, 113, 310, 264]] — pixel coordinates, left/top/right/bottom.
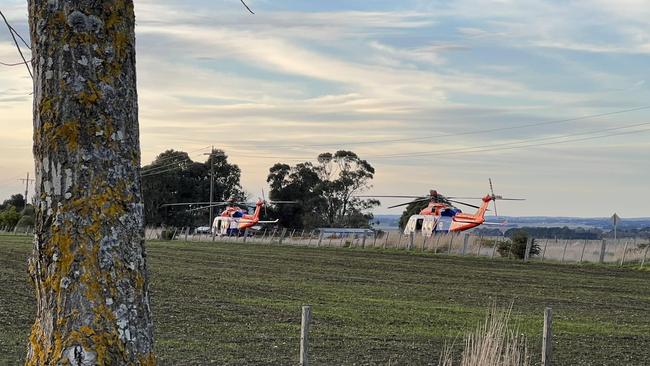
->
[[356, 195, 426, 199], [447, 199, 483, 210], [387, 197, 431, 209]]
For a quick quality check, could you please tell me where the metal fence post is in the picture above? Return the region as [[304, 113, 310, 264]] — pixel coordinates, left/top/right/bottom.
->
[[300, 305, 312, 366], [462, 234, 469, 255], [542, 307, 553, 366], [278, 228, 287, 245], [599, 239, 606, 263], [524, 237, 533, 261], [579, 239, 587, 263], [561, 240, 569, 263], [269, 228, 277, 244], [620, 240, 629, 266], [641, 243, 649, 269]]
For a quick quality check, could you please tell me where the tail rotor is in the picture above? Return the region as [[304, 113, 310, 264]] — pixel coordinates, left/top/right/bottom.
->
[[489, 178, 498, 216]]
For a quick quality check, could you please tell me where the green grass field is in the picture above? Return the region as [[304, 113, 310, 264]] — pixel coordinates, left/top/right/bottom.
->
[[1, 233, 649, 365]]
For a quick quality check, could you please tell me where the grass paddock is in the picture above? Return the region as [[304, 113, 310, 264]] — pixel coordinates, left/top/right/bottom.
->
[[1, 233, 649, 365]]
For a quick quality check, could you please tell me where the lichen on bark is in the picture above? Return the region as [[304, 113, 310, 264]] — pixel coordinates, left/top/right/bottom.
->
[[27, 1, 155, 364]]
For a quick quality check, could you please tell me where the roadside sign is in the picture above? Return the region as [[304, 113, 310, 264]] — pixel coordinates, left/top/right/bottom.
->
[[611, 213, 621, 240]]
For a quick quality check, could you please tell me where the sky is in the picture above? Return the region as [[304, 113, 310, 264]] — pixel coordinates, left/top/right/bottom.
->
[[1, 0, 649, 217]]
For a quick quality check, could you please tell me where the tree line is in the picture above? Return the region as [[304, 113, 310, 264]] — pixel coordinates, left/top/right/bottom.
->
[[140, 149, 379, 229]]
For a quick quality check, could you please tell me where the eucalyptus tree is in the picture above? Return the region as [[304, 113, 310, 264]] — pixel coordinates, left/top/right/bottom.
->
[[27, 1, 154, 364]]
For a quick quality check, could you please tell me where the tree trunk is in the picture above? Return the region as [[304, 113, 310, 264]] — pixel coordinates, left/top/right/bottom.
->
[[27, 1, 155, 364]]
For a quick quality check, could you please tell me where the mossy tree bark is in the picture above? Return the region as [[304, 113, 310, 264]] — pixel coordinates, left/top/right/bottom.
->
[[26, 1, 155, 364]]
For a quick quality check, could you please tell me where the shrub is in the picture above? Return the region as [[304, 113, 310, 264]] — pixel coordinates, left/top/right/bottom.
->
[[16, 215, 35, 229], [497, 231, 540, 259], [0, 206, 21, 229]]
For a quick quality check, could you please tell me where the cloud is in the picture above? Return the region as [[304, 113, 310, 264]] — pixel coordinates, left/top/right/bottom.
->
[[1, 0, 650, 215]]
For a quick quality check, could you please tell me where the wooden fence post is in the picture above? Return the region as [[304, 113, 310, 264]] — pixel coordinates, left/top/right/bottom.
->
[[383, 232, 389, 249], [476, 236, 483, 257], [641, 243, 649, 269], [524, 237, 533, 261], [372, 232, 378, 248], [434, 235, 441, 254], [362, 232, 367, 248], [409, 232, 414, 250], [397, 233, 403, 249], [184, 227, 189, 242], [243, 229, 249, 243], [308, 230, 314, 246], [491, 239, 497, 258], [542, 307, 553, 366], [447, 234, 453, 255], [300, 305, 312, 366], [317, 232, 323, 247]]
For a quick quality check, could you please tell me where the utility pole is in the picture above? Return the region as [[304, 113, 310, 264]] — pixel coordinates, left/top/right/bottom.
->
[[18, 172, 35, 203], [204, 146, 215, 226]]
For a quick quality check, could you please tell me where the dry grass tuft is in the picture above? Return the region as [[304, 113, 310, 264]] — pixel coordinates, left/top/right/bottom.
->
[[440, 305, 530, 366]]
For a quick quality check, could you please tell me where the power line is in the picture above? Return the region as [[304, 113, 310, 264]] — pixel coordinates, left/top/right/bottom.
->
[[209, 105, 650, 149], [143, 146, 210, 165], [396, 127, 650, 160], [140, 159, 190, 175], [374, 121, 650, 159], [141, 165, 186, 178], [197, 120, 650, 161]]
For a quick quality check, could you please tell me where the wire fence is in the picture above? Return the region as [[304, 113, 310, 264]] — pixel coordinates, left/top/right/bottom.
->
[[4, 224, 646, 266], [141, 226, 650, 267]]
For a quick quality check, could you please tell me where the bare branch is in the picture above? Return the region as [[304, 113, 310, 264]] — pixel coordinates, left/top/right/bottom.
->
[[9, 23, 31, 50], [0, 9, 32, 78], [0, 58, 32, 66], [240, 0, 255, 14]]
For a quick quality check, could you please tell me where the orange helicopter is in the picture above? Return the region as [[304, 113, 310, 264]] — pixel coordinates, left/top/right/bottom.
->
[[360, 179, 523, 237], [162, 196, 295, 236]]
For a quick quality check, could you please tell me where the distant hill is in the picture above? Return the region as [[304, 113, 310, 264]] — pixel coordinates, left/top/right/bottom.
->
[[372, 214, 650, 231]]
